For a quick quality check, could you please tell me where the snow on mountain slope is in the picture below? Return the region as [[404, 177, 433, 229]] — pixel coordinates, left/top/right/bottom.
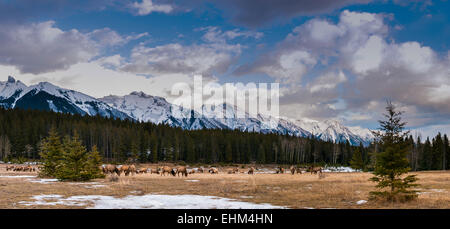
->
[[100, 91, 373, 145], [99, 92, 226, 130], [0, 76, 28, 108], [293, 118, 373, 145], [0, 76, 374, 145], [0, 76, 130, 120]]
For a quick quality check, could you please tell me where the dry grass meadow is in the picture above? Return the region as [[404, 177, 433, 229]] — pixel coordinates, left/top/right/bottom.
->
[[0, 163, 449, 209]]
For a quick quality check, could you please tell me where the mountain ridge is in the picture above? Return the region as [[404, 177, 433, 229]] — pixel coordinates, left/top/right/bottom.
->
[[1, 76, 374, 145]]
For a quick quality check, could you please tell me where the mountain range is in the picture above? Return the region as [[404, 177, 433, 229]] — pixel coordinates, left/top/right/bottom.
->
[[0, 76, 373, 146]]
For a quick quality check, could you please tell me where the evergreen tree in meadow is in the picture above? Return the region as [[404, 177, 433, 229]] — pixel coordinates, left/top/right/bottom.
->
[[85, 145, 105, 179], [350, 148, 364, 171], [369, 101, 419, 202], [38, 127, 63, 177], [40, 130, 104, 181]]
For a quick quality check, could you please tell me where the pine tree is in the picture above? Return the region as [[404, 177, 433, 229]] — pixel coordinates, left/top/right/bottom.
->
[[38, 128, 64, 177], [55, 131, 104, 181], [369, 101, 419, 202], [350, 148, 364, 171], [56, 132, 89, 181], [85, 145, 105, 179]]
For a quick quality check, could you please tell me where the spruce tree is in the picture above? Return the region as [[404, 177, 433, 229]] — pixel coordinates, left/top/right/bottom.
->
[[56, 132, 104, 181], [38, 128, 64, 177], [85, 145, 105, 179], [350, 148, 364, 171], [369, 101, 419, 202]]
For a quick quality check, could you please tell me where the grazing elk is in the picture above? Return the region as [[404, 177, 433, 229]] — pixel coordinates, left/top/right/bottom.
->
[[13, 166, 23, 171], [275, 166, 284, 174], [290, 166, 296, 175], [176, 166, 188, 177], [160, 166, 176, 176], [119, 165, 136, 176], [103, 164, 120, 176], [248, 167, 255, 175], [208, 167, 219, 174], [309, 166, 323, 175], [197, 167, 204, 173], [6, 165, 14, 171]]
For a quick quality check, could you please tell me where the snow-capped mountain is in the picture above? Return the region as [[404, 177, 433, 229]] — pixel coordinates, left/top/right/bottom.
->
[[292, 118, 373, 145], [0, 76, 130, 120], [101, 91, 373, 145], [99, 91, 227, 130], [1, 76, 374, 145]]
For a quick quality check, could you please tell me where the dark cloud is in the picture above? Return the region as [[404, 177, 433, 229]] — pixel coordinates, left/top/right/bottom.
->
[[200, 0, 373, 27]]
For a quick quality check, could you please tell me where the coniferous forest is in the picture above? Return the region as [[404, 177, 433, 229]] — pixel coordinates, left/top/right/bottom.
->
[[0, 107, 448, 170]]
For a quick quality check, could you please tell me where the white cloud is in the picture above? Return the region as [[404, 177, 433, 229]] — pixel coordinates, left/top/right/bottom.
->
[[0, 21, 97, 74], [0, 63, 193, 99], [241, 10, 450, 129], [121, 42, 242, 76], [0, 21, 148, 75], [88, 28, 148, 46], [131, 0, 173, 15], [200, 26, 263, 43]]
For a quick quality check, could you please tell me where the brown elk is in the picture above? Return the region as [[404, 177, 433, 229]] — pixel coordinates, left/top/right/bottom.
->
[[176, 166, 188, 177], [208, 167, 219, 174], [309, 166, 323, 175], [188, 169, 195, 174], [14, 166, 23, 171], [248, 167, 255, 175], [103, 164, 120, 176], [197, 167, 204, 173], [276, 166, 284, 174], [160, 166, 176, 176], [6, 165, 14, 171], [137, 168, 147, 174], [119, 165, 136, 176], [290, 166, 296, 175]]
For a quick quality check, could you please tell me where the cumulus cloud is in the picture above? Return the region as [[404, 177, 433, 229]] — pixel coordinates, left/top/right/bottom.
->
[[0, 21, 97, 74], [120, 27, 262, 76], [239, 10, 450, 129], [0, 21, 147, 75], [121, 42, 241, 76], [130, 0, 173, 15]]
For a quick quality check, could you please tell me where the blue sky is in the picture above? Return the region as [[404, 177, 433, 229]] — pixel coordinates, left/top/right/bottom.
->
[[0, 0, 449, 137]]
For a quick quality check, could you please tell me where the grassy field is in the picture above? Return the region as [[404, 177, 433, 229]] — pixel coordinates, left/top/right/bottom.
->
[[0, 163, 449, 209]]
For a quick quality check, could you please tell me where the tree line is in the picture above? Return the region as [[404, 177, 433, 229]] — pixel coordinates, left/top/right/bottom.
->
[[0, 108, 448, 170]]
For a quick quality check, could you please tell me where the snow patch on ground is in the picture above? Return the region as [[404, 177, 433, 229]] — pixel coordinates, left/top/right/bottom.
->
[[323, 167, 358, 173], [184, 180, 200, 182], [0, 175, 37, 178], [18, 194, 287, 209], [28, 178, 58, 184], [84, 185, 107, 189], [356, 200, 367, 205], [418, 189, 447, 195], [240, 196, 254, 199]]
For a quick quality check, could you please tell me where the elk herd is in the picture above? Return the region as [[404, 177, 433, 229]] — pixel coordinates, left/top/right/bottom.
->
[[3, 163, 324, 177], [100, 164, 323, 177], [5, 164, 37, 172]]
